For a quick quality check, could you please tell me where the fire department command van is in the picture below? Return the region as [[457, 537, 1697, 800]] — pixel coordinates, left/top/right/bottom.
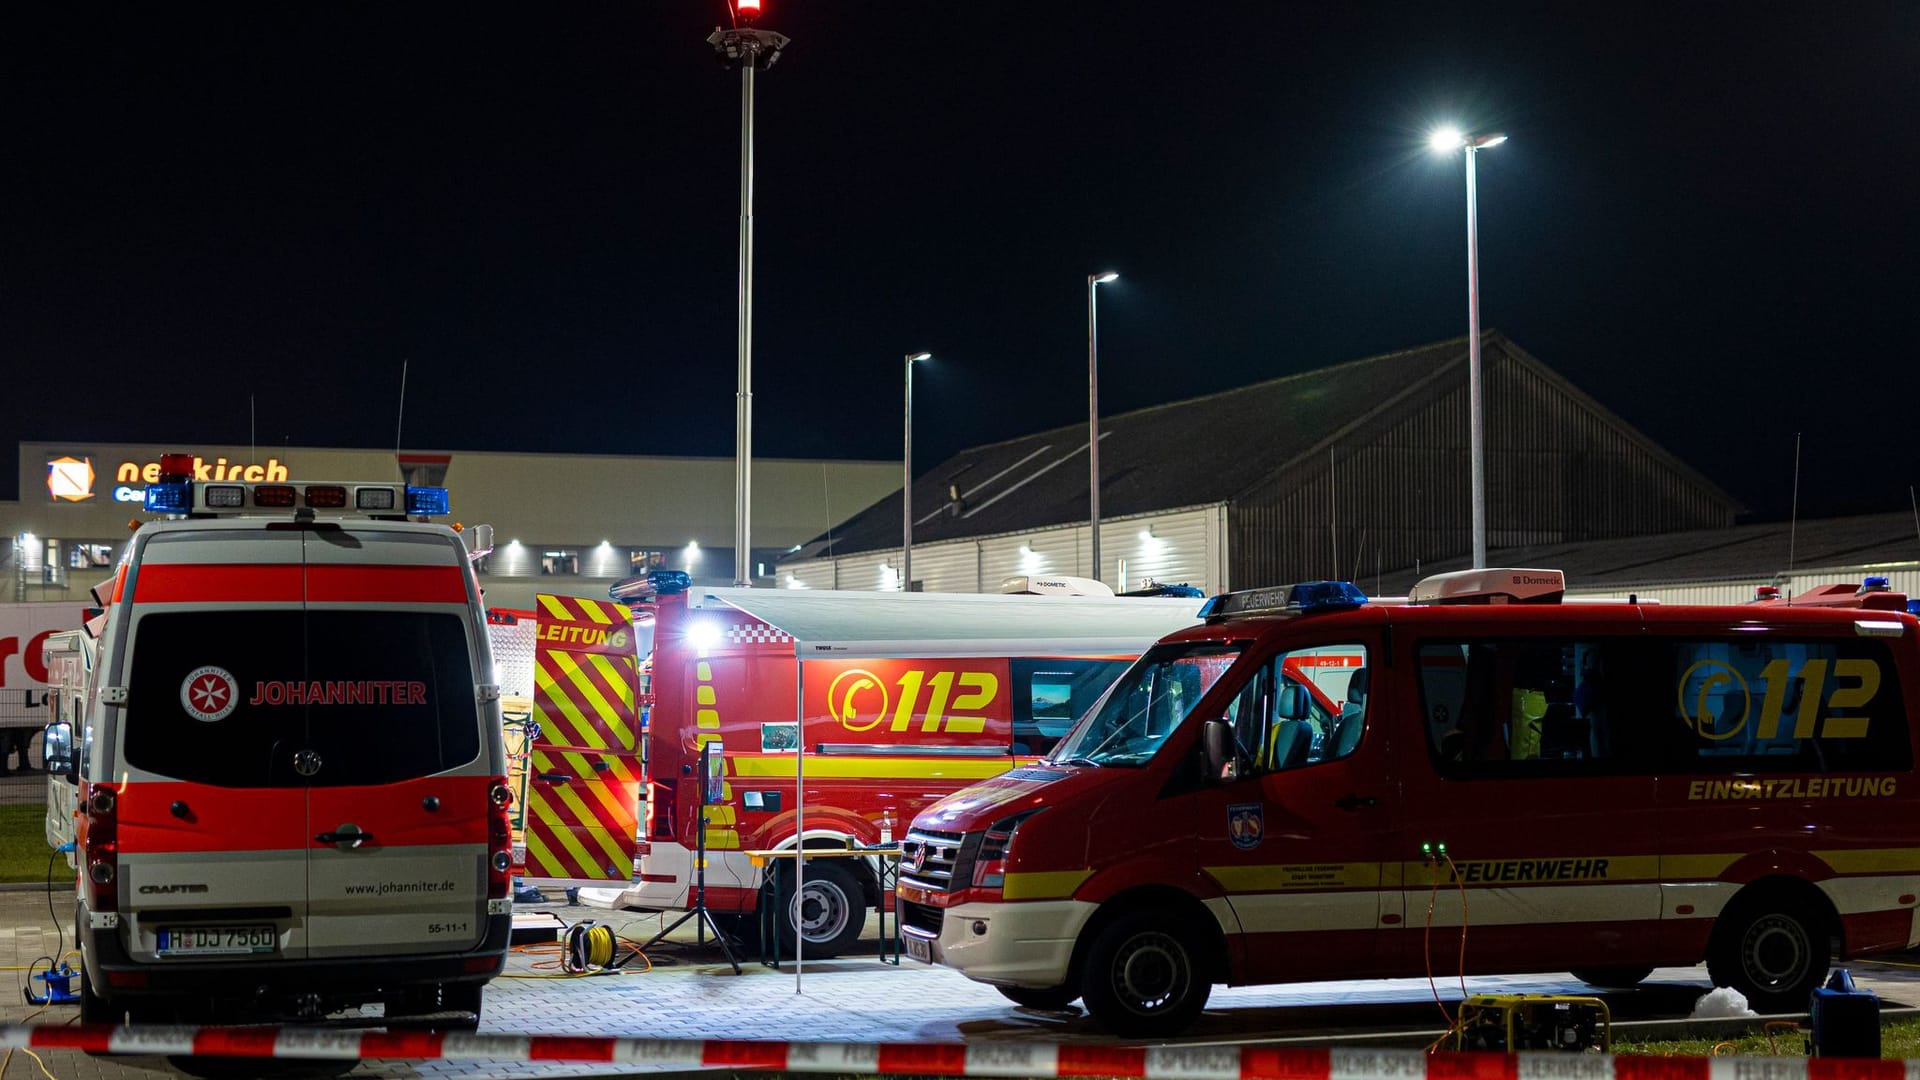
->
[[43, 456, 511, 1027], [900, 569, 1920, 1034]]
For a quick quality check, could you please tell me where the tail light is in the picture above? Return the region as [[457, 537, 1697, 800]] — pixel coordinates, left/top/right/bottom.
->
[[85, 784, 119, 912], [254, 485, 297, 508], [971, 809, 1043, 890], [304, 485, 347, 509], [487, 778, 513, 900], [650, 779, 675, 840]]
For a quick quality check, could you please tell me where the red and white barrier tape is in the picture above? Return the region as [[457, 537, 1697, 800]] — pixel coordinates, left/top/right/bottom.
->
[[0, 1024, 1901, 1077]]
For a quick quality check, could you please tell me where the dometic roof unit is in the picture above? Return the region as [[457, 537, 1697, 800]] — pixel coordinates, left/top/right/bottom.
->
[[999, 574, 1115, 597], [1408, 567, 1566, 605], [688, 587, 1200, 659]]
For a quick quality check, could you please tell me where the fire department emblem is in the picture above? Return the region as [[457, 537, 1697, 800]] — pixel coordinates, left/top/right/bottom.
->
[[180, 666, 239, 723], [1227, 803, 1264, 851]]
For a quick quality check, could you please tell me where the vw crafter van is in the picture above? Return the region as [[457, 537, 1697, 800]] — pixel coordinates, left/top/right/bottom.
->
[[48, 457, 512, 1027], [899, 568, 1920, 1034]]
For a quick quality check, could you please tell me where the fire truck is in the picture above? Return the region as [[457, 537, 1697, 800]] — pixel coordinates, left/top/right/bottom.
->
[[579, 578, 1202, 956], [901, 568, 1920, 1034]]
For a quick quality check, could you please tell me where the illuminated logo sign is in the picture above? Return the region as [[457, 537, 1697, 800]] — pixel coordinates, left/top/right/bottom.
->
[[116, 456, 289, 484], [46, 456, 96, 502]]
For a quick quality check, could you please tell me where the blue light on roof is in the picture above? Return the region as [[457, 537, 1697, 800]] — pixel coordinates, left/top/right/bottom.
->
[[648, 569, 692, 595], [1909, 599, 1920, 617], [1201, 580, 1369, 619], [405, 486, 450, 516], [144, 482, 193, 514], [1861, 576, 1892, 592]]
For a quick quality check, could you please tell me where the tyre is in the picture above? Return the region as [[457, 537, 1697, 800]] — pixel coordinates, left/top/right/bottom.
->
[[1078, 910, 1212, 1037], [996, 984, 1081, 1010], [78, 963, 119, 1026], [1570, 966, 1654, 989], [777, 859, 867, 958], [1707, 895, 1830, 1014]]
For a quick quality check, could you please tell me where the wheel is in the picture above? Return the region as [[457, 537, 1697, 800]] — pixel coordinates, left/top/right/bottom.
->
[[78, 963, 119, 1026], [996, 984, 1081, 1010], [1078, 910, 1212, 1036], [776, 859, 867, 958], [1707, 894, 1830, 1013], [1570, 965, 1654, 989]]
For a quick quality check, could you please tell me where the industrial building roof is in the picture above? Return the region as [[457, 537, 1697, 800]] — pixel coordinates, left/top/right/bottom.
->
[[795, 331, 1729, 560]]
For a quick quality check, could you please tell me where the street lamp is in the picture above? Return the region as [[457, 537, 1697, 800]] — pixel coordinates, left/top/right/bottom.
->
[[902, 351, 932, 591], [1087, 271, 1118, 584], [1429, 127, 1506, 569], [710, 0, 790, 586]]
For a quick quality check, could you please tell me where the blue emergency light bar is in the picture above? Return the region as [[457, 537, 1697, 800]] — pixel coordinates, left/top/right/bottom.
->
[[144, 482, 193, 514], [405, 486, 450, 517], [1199, 580, 1369, 620], [1860, 576, 1892, 593], [648, 569, 692, 594]]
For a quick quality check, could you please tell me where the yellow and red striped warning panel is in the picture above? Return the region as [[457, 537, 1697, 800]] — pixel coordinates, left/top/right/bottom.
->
[[520, 594, 643, 885]]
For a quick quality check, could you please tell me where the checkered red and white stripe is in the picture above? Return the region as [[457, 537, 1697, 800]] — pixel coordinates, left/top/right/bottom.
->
[[724, 622, 793, 645], [0, 1025, 1896, 1077]]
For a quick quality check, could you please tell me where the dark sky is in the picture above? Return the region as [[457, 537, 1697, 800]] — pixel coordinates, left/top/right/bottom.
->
[[6, 3, 1918, 521]]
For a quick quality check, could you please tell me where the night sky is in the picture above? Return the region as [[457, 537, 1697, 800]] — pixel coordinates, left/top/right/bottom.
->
[[6, 3, 1917, 522]]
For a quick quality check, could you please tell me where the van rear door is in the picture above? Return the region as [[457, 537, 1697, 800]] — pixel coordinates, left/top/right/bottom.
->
[[301, 528, 492, 960], [116, 531, 313, 963]]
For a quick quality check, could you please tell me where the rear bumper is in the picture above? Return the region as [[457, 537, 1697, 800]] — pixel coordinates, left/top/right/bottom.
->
[[82, 910, 510, 1000]]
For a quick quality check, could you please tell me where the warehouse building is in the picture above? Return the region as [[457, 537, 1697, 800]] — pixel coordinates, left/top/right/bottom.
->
[[777, 332, 1744, 594], [3, 441, 898, 611]]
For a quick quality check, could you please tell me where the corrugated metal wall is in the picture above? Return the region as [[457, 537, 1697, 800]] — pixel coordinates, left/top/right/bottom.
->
[[1566, 563, 1920, 606], [1231, 346, 1740, 590], [779, 506, 1225, 594]]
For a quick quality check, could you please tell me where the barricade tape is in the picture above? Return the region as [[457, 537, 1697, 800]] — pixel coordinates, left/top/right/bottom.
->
[[0, 1024, 1906, 1078]]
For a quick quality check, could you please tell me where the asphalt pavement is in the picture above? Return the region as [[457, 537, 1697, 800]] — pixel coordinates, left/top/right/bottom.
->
[[5, 886, 1920, 1080]]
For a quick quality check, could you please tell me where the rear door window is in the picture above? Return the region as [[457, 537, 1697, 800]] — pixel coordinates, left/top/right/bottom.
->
[[301, 611, 480, 787], [122, 610, 480, 788]]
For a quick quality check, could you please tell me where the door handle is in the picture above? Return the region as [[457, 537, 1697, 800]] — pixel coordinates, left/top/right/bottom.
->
[[1334, 794, 1378, 811], [316, 831, 375, 848], [535, 772, 574, 783]]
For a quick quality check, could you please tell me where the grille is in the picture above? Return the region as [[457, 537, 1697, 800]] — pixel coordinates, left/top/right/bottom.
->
[[900, 828, 967, 892], [900, 899, 944, 936]]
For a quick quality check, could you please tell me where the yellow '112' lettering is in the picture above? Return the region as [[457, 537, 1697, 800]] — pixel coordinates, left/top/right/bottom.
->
[[1755, 658, 1878, 739], [891, 671, 997, 733]]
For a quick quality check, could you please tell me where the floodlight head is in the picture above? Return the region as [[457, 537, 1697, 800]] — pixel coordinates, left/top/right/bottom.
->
[[1429, 127, 1465, 153], [906, 351, 932, 364], [1469, 132, 1509, 149], [1090, 271, 1120, 285]]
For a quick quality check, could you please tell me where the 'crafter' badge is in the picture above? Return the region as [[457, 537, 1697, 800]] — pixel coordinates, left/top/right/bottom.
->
[[180, 666, 240, 723]]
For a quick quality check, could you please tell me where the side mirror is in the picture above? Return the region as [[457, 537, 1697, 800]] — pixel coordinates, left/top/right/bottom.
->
[[43, 722, 76, 784], [1202, 719, 1240, 783]]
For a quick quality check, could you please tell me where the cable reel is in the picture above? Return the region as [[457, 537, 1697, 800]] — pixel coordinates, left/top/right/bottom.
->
[[562, 921, 622, 973]]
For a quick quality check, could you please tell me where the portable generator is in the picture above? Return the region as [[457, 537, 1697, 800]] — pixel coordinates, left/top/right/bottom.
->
[[1451, 994, 1611, 1052]]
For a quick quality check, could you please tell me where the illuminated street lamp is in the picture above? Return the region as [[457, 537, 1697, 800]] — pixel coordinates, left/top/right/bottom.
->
[[1087, 271, 1118, 583], [902, 351, 932, 591], [1429, 127, 1506, 569], [710, 0, 790, 586]]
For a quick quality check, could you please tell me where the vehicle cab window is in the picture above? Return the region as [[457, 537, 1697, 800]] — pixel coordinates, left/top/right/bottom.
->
[[1257, 644, 1367, 772], [1048, 642, 1242, 766]]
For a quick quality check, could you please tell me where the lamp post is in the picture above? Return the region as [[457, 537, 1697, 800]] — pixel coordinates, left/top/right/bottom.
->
[[1087, 271, 1118, 584], [902, 351, 932, 591], [710, 0, 790, 586], [1429, 128, 1505, 570]]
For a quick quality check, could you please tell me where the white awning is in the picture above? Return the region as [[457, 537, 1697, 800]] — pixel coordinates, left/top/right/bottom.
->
[[687, 587, 1201, 659]]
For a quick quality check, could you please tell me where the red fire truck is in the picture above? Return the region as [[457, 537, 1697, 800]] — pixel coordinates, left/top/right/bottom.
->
[[579, 577, 1201, 956], [900, 568, 1920, 1033]]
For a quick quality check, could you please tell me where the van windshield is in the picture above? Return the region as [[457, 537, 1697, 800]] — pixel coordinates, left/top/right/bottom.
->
[[124, 610, 480, 787], [1046, 642, 1243, 767]]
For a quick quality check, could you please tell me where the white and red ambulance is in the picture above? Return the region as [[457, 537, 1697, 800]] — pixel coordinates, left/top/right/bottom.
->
[[50, 455, 511, 1027], [901, 568, 1920, 1033]]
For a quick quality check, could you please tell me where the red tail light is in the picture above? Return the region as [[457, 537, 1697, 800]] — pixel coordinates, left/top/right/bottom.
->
[[157, 454, 196, 482], [304, 485, 347, 509], [254, 485, 297, 508], [85, 784, 119, 912], [487, 778, 512, 900]]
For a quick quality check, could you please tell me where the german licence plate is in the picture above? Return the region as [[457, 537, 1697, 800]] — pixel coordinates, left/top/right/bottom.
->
[[157, 926, 276, 956], [904, 934, 933, 964]]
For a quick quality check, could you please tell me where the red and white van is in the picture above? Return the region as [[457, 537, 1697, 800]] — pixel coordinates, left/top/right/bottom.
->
[[47, 456, 511, 1027], [899, 568, 1920, 1033], [581, 581, 1200, 956]]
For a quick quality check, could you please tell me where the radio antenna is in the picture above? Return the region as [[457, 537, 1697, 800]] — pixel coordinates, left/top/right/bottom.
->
[[1909, 485, 1919, 552], [395, 359, 409, 455], [1786, 432, 1803, 594], [249, 394, 256, 462]]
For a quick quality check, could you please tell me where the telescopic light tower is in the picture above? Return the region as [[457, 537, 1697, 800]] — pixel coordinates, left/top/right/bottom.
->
[[902, 351, 932, 591], [711, 0, 790, 586], [1087, 271, 1118, 584]]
